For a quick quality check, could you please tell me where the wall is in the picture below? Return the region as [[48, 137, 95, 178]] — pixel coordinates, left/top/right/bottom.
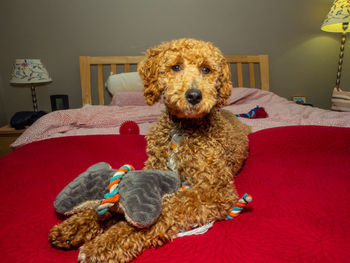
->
[[0, 80, 6, 127], [1, 0, 348, 123], [0, 1, 9, 126]]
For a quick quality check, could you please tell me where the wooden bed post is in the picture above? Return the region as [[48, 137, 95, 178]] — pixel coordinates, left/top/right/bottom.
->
[[79, 56, 92, 106], [259, 55, 270, 91]]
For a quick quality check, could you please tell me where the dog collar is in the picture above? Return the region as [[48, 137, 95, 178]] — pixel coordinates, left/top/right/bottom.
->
[[169, 113, 183, 124], [169, 112, 207, 127]]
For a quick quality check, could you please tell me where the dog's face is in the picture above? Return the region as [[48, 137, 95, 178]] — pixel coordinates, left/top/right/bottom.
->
[[138, 38, 232, 118]]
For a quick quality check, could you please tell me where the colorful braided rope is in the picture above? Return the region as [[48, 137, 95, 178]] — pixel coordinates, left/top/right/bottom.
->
[[96, 164, 134, 221], [96, 171, 252, 222], [226, 193, 252, 220], [181, 182, 252, 220], [181, 182, 191, 190]]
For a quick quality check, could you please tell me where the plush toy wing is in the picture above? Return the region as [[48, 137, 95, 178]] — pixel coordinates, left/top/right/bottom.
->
[[54, 162, 116, 215], [118, 170, 181, 228]]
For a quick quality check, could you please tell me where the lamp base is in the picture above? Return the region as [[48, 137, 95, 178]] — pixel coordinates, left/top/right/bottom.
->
[[30, 85, 38, 112], [335, 23, 348, 90]]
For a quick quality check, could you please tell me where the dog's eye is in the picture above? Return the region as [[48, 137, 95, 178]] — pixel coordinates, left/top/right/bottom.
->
[[171, 65, 182, 72], [201, 67, 211, 74]]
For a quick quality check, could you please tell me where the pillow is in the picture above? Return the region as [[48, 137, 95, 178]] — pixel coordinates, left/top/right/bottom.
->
[[110, 91, 147, 107], [331, 87, 350, 112], [106, 72, 144, 95]]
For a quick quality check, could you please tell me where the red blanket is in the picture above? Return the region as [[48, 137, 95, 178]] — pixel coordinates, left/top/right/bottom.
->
[[0, 126, 349, 262]]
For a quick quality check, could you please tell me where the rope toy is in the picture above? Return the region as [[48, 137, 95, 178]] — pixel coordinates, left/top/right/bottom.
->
[[96, 164, 134, 220], [180, 182, 191, 190], [182, 182, 252, 220], [97, 173, 251, 223], [226, 193, 253, 219]]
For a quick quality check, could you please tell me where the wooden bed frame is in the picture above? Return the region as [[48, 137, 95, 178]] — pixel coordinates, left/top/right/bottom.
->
[[79, 55, 269, 106]]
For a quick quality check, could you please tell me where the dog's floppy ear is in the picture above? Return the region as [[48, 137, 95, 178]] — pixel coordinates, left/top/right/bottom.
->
[[138, 47, 162, 105], [216, 58, 232, 108]]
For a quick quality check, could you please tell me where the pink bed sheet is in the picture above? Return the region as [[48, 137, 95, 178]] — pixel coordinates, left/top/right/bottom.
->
[[226, 88, 350, 131], [11, 88, 350, 149]]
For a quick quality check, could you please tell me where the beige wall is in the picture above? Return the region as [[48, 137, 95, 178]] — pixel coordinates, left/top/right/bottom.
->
[[1, 0, 349, 125], [0, 1, 9, 125]]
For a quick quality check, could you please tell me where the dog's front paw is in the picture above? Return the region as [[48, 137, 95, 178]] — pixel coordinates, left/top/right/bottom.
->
[[77, 233, 135, 263], [78, 245, 102, 263], [78, 243, 116, 263], [77, 249, 88, 263], [49, 210, 102, 249]]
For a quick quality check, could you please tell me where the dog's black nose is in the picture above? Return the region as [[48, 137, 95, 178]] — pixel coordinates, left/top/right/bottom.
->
[[185, 88, 202, 105]]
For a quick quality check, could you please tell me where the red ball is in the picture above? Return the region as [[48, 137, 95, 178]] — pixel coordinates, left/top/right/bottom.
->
[[119, 121, 140, 135]]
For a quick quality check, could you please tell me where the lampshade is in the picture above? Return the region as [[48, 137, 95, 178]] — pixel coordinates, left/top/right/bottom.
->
[[10, 59, 52, 84], [321, 0, 350, 32]]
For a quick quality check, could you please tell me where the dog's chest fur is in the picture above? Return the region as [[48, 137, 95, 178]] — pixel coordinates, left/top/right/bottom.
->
[[165, 111, 228, 181]]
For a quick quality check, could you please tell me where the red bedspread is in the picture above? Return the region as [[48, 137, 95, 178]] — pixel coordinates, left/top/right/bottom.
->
[[0, 126, 349, 263]]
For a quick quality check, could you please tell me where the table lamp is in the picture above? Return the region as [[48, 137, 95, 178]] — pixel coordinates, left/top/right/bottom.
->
[[10, 59, 52, 112], [321, 0, 350, 111]]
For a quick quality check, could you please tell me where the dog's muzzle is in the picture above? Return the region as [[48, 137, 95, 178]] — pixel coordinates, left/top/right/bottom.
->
[[185, 88, 202, 105]]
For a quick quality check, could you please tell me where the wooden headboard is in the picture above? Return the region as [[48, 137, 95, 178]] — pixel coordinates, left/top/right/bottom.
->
[[79, 55, 269, 106]]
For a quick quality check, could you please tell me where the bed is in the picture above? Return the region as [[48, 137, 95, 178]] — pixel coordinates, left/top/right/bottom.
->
[[1, 55, 350, 263]]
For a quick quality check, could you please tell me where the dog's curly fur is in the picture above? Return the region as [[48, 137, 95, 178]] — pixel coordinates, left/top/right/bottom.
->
[[49, 38, 250, 263]]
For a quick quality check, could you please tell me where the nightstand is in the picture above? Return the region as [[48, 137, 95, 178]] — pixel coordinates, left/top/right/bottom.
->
[[0, 125, 26, 157]]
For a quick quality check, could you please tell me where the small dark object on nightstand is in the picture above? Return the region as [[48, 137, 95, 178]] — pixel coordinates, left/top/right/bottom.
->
[[10, 111, 46, 130]]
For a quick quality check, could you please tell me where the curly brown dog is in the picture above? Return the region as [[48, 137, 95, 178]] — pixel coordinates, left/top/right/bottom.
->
[[49, 38, 250, 263]]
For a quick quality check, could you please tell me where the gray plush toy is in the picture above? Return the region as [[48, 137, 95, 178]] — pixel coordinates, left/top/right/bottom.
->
[[54, 162, 180, 228], [54, 162, 116, 215]]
